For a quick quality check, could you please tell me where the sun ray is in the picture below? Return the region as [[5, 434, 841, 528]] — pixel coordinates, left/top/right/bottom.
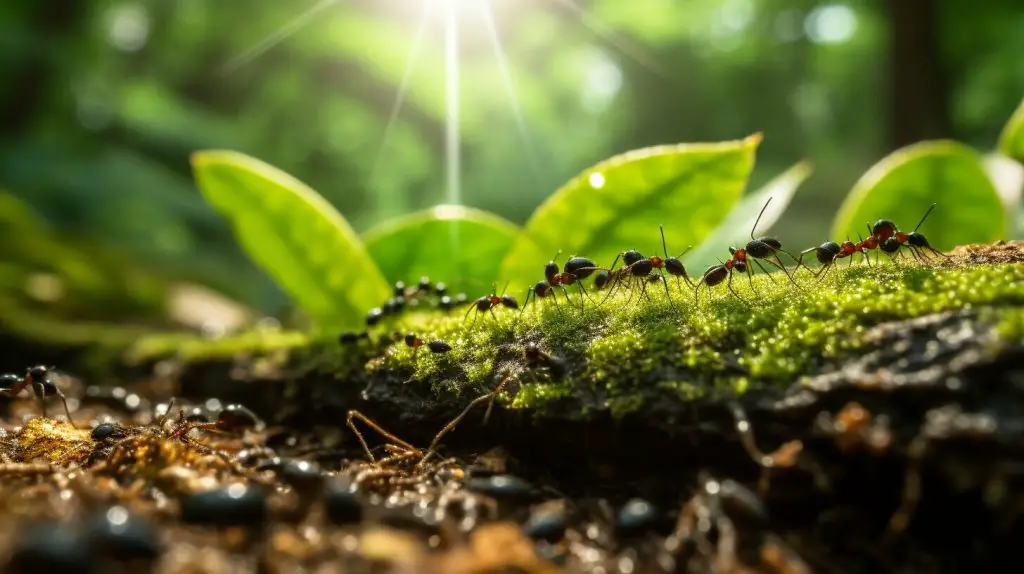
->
[[367, 0, 435, 191], [478, 0, 545, 186], [221, 0, 341, 75], [549, 0, 672, 81]]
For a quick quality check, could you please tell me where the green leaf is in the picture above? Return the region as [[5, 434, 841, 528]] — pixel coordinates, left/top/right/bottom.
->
[[191, 150, 390, 328], [498, 134, 763, 289], [685, 161, 813, 271], [998, 97, 1024, 164], [831, 141, 1006, 251], [362, 205, 519, 294]]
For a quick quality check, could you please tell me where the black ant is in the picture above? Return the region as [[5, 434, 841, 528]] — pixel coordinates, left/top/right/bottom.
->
[[404, 333, 452, 358], [0, 366, 77, 427], [521, 279, 561, 315], [465, 283, 519, 324], [694, 257, 748, 305], [740, 197, 802, 289], [875, 203, 948, 261], [600, 225, 694, 304]]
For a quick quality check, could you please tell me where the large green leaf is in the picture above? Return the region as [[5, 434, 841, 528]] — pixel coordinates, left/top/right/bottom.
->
[[191, 150, 389, 328], [362, 205, 519, 294], [685, 161, 812, 271], [831, 141, 1005, 251], [498, 134, 762, 289], [998, 97, 1024, 164]]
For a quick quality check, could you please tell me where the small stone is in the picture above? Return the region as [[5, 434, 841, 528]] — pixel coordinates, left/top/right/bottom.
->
[[522, 507, 567, 542], [324, 479, 363, 525], [180, 484, 269, 527], [7, 524, 90, 574], [616, 498, 658, 537], [86, 505, 162, 561], [467, 475, 533, 499]]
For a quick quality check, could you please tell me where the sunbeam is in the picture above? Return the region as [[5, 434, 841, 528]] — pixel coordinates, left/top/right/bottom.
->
[[549, 0, 673, 81], [444, 0, 462, 250], [478, 0, 544, 186], [367, 0, 435, 192], [220, 0, 341, 75]]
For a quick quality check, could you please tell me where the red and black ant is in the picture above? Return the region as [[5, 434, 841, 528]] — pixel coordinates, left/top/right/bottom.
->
[[465, 283, 519, 324], [797, 228, 877, 281], [873, 203, 948, 261], [599, 225, 694, 305], [524, 342, 567, 380], [539, 253, 602, 310], [694, 257, 748, 305], [404, 333, 452, 358], [0, 365, 77, 427]]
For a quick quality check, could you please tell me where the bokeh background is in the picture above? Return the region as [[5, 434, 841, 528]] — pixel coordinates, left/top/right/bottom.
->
[[2, 0, 1023, 333]]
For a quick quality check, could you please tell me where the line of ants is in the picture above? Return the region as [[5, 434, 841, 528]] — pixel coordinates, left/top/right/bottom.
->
[[459, 199, 948, 319]]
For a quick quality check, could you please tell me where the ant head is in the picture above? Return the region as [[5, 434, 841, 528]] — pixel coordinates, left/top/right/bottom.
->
[[0, 373, 21, 390], [593, 271, 610, 289], [404, 333, 418, 347], [623, 250, 643, 267], [393, 281, 406, 297], [881, 237, 902, 253], [872, 219, 897, 240], [734, 260, 748, 273], [543, 261, 559, 281], [26, 365, 51, 382]]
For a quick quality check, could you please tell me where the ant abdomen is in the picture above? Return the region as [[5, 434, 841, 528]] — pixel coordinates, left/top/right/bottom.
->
[[593, 271, 610, 290], [630, 259, 654, 277], [564, 257, 598, 279], [664, 258, 684, 275], [703, 266, 730, 287], [906, 232, 931, 248], [816, 242, 841, 265], [500, 295, 519, 309], [873, 219, 897, 240], [543, 261, 559, 283]]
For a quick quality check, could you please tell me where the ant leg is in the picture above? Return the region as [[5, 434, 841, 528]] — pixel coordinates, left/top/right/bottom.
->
[[751, 259, 776, 288], [726, 270, 749, 306], [54, 388, 76, 427], [482, 377, 513, 426], [745, 263, 759, 294], [575, 281, 597, 310], [767, 254, 802, 289], [31, 381, 48, 419], [347, 410, 418, 465], [420, 388, 499, 468], [489, 307, 499, 321], [520, 287, 534, 318], [815, 258, 837, 283]]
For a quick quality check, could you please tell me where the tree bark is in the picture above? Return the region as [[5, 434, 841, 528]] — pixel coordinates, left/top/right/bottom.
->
[[888, 0, 952, 149]]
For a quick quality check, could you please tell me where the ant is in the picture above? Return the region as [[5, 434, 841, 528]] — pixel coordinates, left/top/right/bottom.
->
[[465, 283, 519, 324], [739, 197, 802, 290], [600, 225, 694, 305], [404, 333, 452, 358], [539, 251, 601, 310], [874, 203, 948, 261], [797, 229, 877, 281], [521, 279, 562, 316], [169, 403, 263, 440], [0, 365, 77, 427], [694, 257, 748, 305]]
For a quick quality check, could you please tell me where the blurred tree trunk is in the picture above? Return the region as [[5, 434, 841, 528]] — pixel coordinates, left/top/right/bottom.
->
[[888, 0, 952, 150]]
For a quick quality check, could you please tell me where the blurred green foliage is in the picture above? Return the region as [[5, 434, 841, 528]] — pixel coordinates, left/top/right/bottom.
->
[[1000, 98, 1024, 164], [1, 0, 1023, 323]]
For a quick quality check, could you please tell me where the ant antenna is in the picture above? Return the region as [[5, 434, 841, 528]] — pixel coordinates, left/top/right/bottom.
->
[[500, 280, 510, 296], [660, 224, 669, 259], [750, 197, 774, 240], [913, 203, 937, 232]]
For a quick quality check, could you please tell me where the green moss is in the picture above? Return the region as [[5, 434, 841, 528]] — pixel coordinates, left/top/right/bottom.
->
[[124, 328, 314, 363], [122, 261, 1024, 418]]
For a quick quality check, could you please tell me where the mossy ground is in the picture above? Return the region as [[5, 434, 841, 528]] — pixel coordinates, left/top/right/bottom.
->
[[122, 248, 1024, 419]]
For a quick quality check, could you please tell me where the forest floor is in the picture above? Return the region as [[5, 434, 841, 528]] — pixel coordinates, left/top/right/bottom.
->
[[1, 241, 1023, 574]]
